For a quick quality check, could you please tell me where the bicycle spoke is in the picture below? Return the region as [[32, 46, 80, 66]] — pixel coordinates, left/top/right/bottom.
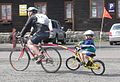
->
[[41, 47, 62, 73], [66, 56, 80, 71], [9, 48, 30, 71], [91, 60, 105, 75]]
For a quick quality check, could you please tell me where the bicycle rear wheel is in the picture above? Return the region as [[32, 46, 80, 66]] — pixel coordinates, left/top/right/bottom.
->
[[9, 47, 30, 71], [40, 47, 62, 73], [91, 60, 105, 75], [66, 56, 80, 71]]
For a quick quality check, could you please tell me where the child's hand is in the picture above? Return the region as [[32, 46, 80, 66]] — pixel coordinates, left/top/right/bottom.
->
[[79, 40, 84, 45], [74, 45, 81, 51]]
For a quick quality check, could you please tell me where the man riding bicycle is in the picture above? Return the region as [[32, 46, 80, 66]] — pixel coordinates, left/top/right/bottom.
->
[[20, 7, 50, 63]]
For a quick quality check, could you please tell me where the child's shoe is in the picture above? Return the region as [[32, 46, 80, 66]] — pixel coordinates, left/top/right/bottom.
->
[[86, 61, 93, 66]]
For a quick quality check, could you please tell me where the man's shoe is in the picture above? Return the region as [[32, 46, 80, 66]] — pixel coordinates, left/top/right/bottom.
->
[[32, 55, 45, 61], [35, 55, 45, 64], [36, 60, 41, 64]]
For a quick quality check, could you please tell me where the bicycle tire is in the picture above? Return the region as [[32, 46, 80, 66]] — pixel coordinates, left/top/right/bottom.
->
[[66, 56, 80, 71], [91, 60, 105, 75], [40, 47, 62, 73], [9, 47, 30, 71]]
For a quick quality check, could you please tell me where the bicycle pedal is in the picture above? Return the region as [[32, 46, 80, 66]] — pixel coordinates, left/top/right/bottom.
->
[[81, 61, 85, 64], [32, 55, 45, 61], [36, 60, 42, 64], [79, 62, 83, 66], [39, 55, 45, 59], [32, 57, 38, 61], [46, 58, 53, 64]]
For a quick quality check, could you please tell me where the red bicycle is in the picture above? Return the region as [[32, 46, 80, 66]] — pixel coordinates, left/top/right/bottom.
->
[[9, 33, 62, 73]]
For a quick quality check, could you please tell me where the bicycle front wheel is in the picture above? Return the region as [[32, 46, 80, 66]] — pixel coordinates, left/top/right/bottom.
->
[[91, 60, 105, 75], [66, 56, 80, 71], [41, 47, 62, 73], [9, 48, 30, 71]]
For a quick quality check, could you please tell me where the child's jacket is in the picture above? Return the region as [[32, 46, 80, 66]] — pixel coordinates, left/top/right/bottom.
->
[[79, 39, 96, 53]]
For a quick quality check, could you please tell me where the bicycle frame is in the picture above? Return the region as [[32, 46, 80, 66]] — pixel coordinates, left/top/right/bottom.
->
[[13, 34, 54, 64], [18, 42, 53, 63], [45, 43, 83, 62], [74, 48, 102, 70], [10, 31, 63, 73], [48, 44, 98, 68]]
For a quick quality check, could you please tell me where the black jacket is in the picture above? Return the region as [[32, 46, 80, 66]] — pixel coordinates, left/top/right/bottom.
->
[[20, 14, 49, 37]]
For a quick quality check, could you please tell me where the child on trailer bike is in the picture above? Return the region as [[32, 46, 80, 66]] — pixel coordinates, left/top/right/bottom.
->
[[76, 30, 96, 67]]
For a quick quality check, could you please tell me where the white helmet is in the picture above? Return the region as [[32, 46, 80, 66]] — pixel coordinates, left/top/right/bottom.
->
[[83, 30, 94, 36], [27, 7, 38, 12]]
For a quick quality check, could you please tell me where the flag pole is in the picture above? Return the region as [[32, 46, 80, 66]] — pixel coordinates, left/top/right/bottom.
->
[[99, 0, 104, 48], [99, 0, 105, 47], [99, 15, 104, 48], [100, 15, 104, 43], [99, 5, 105, 48], [99, 0, 112, 48], [99, 6, 112, 48]]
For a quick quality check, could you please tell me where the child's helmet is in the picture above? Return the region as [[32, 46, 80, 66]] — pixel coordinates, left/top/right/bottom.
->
[[83, 30, 94, 36]]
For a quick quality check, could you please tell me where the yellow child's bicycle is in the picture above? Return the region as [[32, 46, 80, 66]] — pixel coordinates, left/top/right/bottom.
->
[[66, 46, 105, 75]]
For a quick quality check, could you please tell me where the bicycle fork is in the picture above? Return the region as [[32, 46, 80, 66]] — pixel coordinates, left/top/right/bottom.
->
[[17, 48, 24, 60]]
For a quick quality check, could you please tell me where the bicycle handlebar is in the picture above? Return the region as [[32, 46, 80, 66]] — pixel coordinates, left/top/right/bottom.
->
[[74, 46, 81, 51]]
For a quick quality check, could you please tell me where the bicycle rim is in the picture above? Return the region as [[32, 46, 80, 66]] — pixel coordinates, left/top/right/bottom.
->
[[9, 48, 30, 71], [91, 60, 105, 75], [66, 56, 80, 71], [41, 47, 62, 73]]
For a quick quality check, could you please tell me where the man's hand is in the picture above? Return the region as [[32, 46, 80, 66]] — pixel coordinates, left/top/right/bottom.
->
[[16, 32, 22, 39]]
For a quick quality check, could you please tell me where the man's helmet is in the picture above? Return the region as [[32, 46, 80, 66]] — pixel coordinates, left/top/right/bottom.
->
[[27, 7, 38, 13], [83, 30, 94, 36]]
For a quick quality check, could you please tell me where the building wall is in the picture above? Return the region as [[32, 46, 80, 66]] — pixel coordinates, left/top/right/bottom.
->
[[47, 0, 64, 24], [0, 0, 64, 32], [0, 0, 29, 32], [74, 0, 120, 31], [0, 0, 120, 32]]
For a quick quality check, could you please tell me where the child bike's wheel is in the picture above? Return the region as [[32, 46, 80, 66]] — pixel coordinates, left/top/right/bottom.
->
[[91, 60, 105, 75], [40, 47, 62, 73], [9, 48, 30, 71], [66, 56, 80, 71]]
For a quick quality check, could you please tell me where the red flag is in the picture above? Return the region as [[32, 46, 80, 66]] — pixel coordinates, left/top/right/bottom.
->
[[103, 7, 112, 19]]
